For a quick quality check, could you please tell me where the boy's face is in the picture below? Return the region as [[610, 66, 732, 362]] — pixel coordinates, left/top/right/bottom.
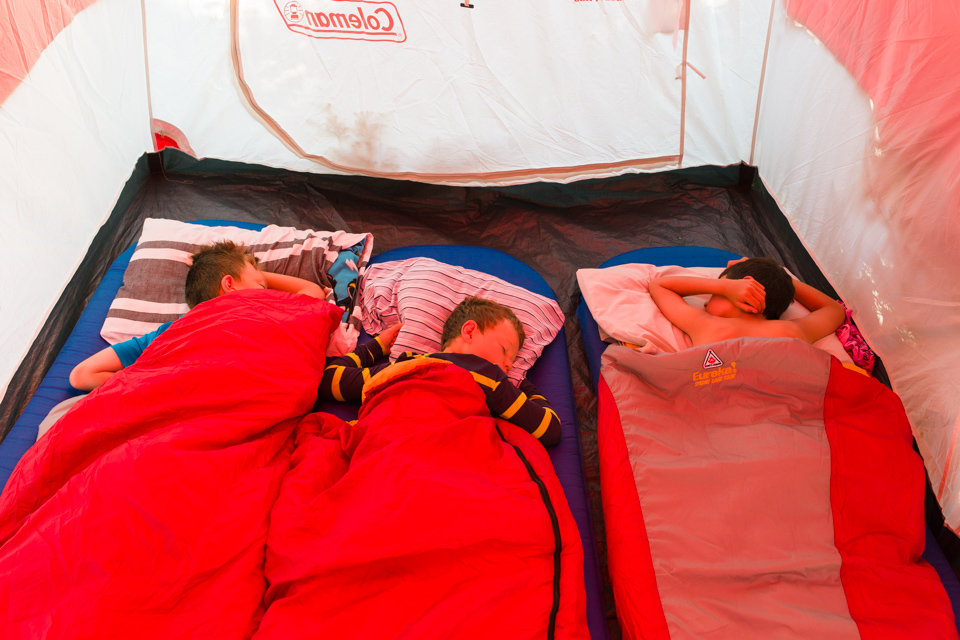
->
[[223, 261, 267, 294], [460, 319, 521, 373]]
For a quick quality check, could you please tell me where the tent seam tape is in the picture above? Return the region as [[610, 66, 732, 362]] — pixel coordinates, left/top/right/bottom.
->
[[750, 0, 776, 166], [936, 410, 960, 504], [678, 0, 691, 167], [140, 0, 155, 151]]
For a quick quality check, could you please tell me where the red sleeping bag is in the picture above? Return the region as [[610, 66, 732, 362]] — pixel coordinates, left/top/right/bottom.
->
[[598, 338, 957, 640], [256, 357, 588, 639], [0, 292, 588, 639], [0, 290, 341, 637]]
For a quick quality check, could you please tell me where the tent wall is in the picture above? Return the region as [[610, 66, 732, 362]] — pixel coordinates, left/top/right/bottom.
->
[[142, 0, 316, 174], [144, 0, 776, 184], [0, 0, 152, 401], [0, 156, 152, 441], [755, 2, 960, 530], [144, 0, 681, 182]]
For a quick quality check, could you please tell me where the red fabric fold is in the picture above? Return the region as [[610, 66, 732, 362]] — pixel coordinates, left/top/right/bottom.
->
[[824, 360, 958, 639], [596, 374, 668, 640]]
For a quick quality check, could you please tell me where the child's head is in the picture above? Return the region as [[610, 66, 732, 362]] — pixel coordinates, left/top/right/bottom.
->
[[185, 240, 265, 308], [717, 257, 795, 319], [440, 297, 526, 373]]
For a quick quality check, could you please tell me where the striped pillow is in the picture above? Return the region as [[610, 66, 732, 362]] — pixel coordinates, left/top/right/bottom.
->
[[102, 218, 373, 355], [360, 257, 564, 383]]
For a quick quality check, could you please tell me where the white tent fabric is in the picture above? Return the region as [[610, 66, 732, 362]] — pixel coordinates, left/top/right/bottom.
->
[[756, 1, 960, 526], [3, 0, 960, 529], [0, 0, 151, 401], [148, 0, 686, 182], [145, 0, 769, 180]]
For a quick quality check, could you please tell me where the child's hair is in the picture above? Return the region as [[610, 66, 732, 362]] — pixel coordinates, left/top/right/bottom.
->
[[185, 240, 258, 308], [719, 257, 795, 320], [440, 297, 526, 349]]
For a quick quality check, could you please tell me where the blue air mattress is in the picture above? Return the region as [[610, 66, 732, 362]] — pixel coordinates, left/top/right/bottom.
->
[[576, 245, 960, 632], [1, 224, 607, 640]]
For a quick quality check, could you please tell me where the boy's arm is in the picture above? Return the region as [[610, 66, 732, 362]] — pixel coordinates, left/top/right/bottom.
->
[[68, 347, 124, 391], [789, 280, 846, 343], [68, 320, 174, 391], [480, 372, 561, 446], [262, 271, 329, 299], [319, 325, 402, 402], [516, 377, 562, 446], [648, 275, 765, 341]]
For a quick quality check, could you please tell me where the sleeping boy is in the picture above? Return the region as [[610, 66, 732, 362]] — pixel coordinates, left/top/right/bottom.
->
[[318, 296, 562, 446], [69, 240, 330, 391], [648, 257, 846, 347]]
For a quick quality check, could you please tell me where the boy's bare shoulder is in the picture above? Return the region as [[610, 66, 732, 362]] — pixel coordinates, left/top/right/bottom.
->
[[755, 319, 804, 339], [689, 317, 744, 346], [692, 318, 801, 346]]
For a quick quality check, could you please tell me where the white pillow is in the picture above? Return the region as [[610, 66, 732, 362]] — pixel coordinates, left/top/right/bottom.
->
[[577, 263, 853, 363], [360, 257, 565, 383]]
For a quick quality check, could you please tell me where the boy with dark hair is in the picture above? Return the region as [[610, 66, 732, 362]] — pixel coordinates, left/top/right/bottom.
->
[[69, 241, 328, 391], [718, 257, 795, 320], [319, 296, 562, 446], [648, 256, 845, 347]]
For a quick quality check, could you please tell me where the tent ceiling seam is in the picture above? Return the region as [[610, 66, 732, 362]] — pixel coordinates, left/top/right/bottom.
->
[[678, 0, 692, 168], [750, 0, 777, 166], [937, 410, 960, 504], [140, 0, 155, 152]]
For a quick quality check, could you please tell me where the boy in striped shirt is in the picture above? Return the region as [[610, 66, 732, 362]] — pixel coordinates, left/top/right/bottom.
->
[[321, 297, 562, 446]]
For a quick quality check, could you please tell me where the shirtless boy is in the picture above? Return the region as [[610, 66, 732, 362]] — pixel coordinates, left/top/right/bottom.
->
[[648, 257, 845, 347], [69, 240, 329, 391]]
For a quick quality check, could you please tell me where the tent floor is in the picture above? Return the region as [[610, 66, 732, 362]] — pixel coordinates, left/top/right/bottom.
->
[[4, 150, 954, 638]]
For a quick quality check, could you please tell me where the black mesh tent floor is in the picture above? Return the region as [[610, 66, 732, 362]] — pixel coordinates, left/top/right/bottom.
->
[[4, 149, 948, 638]]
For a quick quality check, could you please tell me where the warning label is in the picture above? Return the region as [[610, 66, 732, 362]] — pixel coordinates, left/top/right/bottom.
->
[[274, 0, 407, 43], [702, 348, 723, 369]]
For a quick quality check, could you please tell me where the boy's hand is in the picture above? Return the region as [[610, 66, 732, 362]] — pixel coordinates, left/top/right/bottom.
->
[[378, 323, 403, 348], [726, 257, 748, 269], [725, 276, 766, 314]]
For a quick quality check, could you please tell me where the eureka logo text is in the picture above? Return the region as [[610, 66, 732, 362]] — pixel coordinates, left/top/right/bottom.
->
[[693, 362, 737, 387], [275, 0, 407, 43]]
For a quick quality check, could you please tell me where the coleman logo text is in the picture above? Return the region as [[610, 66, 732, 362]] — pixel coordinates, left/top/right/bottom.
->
[[275, 0, 406, 43]]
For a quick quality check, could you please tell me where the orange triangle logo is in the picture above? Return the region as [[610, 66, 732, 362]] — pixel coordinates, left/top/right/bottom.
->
[[703, 349, 723, 369]]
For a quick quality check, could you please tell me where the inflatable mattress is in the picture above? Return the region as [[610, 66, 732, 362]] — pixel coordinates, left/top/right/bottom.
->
[[576, 246, 960, 639], [0, 222, 606, 639]]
